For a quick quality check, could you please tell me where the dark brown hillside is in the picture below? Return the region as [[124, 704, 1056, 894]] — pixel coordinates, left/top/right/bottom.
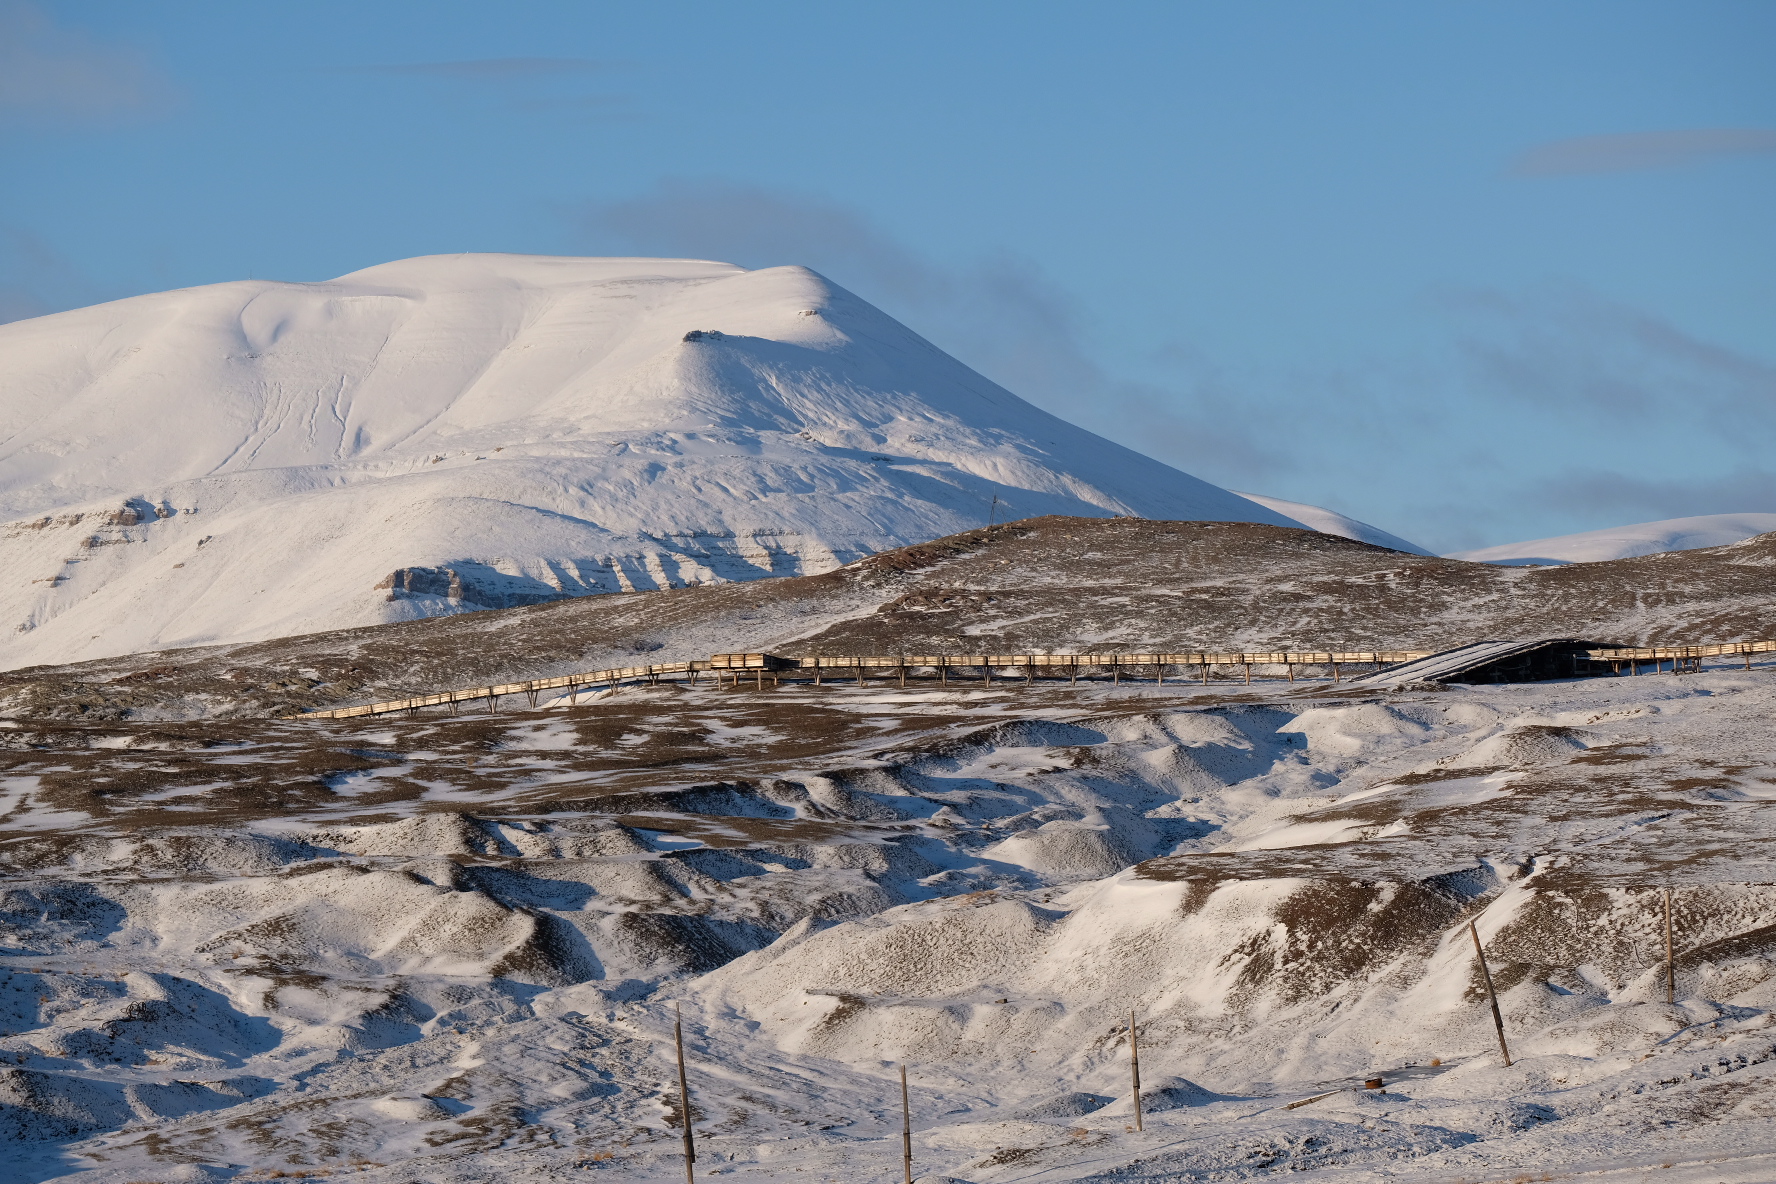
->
[[2, 515, 1772, 720]]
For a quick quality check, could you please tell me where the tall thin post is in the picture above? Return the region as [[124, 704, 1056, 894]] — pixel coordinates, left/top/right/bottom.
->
[[1664, 887, 1676, 1005], [674, 1006, 696, 1184], [1130, 1008, 1143, 1131], [900, 1064, 913, 1184], [1468, 921, 1512, 1067]]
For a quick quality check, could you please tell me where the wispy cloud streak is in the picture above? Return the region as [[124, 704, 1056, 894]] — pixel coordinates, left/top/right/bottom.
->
[[0, 1, 175, 124], [347, 58, 613, 79], [1511, 128, 1776, 175]]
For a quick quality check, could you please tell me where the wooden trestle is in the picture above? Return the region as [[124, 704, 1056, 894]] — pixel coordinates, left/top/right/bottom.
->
[[285, 640, 1776, 721]]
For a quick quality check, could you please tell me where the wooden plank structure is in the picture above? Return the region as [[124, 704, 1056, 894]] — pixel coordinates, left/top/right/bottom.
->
[[283, 639, 1776, 721], [1584, 639, 1776, 674]]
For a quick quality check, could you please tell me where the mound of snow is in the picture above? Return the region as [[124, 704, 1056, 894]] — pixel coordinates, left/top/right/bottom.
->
[[1005, 1090, 1116, 1120], [1093, 1074, 1219, 1114], [1234, 491, 1431, 554], [1447, 725, 1592, 769], [0, 254, 1295, 668], [1447, 513, 1776, 565]]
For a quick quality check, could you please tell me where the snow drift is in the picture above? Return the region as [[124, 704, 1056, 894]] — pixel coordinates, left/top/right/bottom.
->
[[0, 254, 1298, 669]]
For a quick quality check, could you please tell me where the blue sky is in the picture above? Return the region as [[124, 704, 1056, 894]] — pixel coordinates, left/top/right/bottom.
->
[[2, 1, 1772, 551]]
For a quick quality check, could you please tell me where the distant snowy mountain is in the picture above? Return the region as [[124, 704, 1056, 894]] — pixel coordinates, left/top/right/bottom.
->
[[0, 253, 1296, 668], [1448, 513, 1776, 565], [1233, 491, 1430, 555]]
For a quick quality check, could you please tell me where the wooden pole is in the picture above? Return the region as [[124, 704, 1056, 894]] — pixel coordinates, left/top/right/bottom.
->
[[1201, 661, 1209, 685], [1130, 1008, 1143, 1131], [1243, 662, 1251, 685], [1468, 920, 1512, 1067], [900, 1063, 913, 1184], [1664, 887, 1676, 1005], [1332, 662, 1340, 683], [674, 1006, 696, 1184]]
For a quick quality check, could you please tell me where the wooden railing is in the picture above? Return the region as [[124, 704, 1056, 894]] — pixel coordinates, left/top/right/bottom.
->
[[285, 650, 1431, 720], [284, 640, 1776, 720], [1584, 640, 1776, 662]]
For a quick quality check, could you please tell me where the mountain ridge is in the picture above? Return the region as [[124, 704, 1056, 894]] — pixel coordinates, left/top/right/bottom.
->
[[6, 514, 1773, 723], [0, 253, 1296, 669]]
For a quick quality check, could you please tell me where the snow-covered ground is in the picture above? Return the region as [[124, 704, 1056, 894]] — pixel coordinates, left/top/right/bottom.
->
[[1233, 491, 1431, 555], [0, 254, 1312, 671], [1448, 513, 1776, 565], [4, 659, 1775, 1182]]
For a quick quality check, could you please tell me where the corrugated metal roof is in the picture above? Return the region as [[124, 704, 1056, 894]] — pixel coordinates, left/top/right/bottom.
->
[[1346, 639, 1590, 686]]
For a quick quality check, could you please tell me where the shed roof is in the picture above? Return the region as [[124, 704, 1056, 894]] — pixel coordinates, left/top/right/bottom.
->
[[1347, 638, 1597, 686]]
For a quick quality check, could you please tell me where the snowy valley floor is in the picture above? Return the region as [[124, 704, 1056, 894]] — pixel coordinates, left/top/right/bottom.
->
[[3, 666, 1776, 1183]]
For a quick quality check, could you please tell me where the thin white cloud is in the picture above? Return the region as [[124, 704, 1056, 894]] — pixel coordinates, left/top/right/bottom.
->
[[1511, 128, 1776, 175], [0, 1, 175, 124], [349, 58, 613, 79]]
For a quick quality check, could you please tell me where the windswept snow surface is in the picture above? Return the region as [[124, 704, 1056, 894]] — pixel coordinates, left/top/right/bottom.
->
[[3, 664, 1776, 1182], [1448, 513, 1776, 565], [0, 254, 1293, 670], [1233, 491, 1431, 555]]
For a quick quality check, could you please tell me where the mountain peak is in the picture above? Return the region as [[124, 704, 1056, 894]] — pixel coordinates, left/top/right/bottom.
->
[[0, 254, 1294, 668]]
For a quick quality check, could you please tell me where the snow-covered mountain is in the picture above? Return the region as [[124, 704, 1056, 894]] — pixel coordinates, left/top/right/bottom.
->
[[0, 253, 1300, 669], [1233, 490, 1430, 554], [1448, 512, 1776, 565]]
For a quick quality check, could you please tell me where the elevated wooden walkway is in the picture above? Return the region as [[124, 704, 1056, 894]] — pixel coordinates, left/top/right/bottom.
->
[[285, 640, 1776, 720]]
